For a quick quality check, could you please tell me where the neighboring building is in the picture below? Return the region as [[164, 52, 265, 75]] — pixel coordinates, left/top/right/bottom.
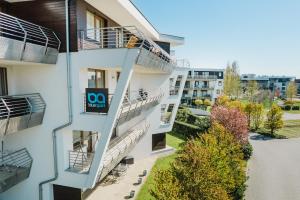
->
[[296, 79, 300, 96], [181, 68, 225, 105], [0, 1, 188, 200], [241, 74, 296, 97]]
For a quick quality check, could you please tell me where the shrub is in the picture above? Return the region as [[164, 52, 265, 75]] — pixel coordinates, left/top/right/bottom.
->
[[204, 99, 212, 106], [284, 105, 292, 110], [195, 99, 203, 107], [173, 121, 202, 138], [264, 104, 284, 134], [251, 103, 264, 131], [242, 142, 253, 160], [211, 106, 249, 143], [216, 95, 230, 106], [292, 106, 300, 110], [175, 108, 191, 122]]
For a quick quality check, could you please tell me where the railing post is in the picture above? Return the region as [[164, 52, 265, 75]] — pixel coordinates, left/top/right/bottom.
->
[[2, 99, 11, 136], [39, 26, 48, 55], [15, 19, 27, 61]]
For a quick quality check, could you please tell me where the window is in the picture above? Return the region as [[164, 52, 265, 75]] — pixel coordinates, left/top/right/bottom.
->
[[152, 133, 166, 151], [88, 69, 105, 88], [72, 131, 98, 153], [218, 81, 222, 86], [86, 11, 105, 41], [217, 89, 220, 94]]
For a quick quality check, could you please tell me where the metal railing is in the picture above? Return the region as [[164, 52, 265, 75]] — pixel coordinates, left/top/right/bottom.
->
[[0, 148, 33, 193], [161, 112, 172, 125], [67, 123, 150, 177], [0, 11, 60, 64], [0, 93, 46, 136], [189, 75, 218, 80], [115, 91, 164, 126], [68, 151, 94, 173], [78, 26, 176, 73], [97, 123, 150, 181]]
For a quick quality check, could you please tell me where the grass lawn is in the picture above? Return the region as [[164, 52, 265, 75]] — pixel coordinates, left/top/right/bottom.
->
[[284, 110, 300, 114], [136, 133, 186, 200], [276, 120, 300, 138], [257, 120, 300, 139]]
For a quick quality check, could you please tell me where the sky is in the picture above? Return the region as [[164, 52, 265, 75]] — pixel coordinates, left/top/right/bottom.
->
[[133, 0, 300, 78]]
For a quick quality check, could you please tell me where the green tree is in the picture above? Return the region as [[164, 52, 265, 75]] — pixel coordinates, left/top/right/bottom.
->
[[247, 80, 259, 102], [264, 104, 284, 134], [151, 123, 247, 200], [224, 61, 241, 99], [251, 103, 264, 131], [244, 103, 254, 128], [286, 81, 297, 101]]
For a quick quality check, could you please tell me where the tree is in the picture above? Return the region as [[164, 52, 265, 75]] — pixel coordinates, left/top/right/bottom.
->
[[264, 104, 284, 134], [244, 103, 254, 128], [247, 80, 259, 102], [216, 95, 230, 106], [224, 61, 241, 99], [286, 81, 297, 101], [251, 103, 264, 131], [211, 106, 248, 143], [151, 123, 246, 200]]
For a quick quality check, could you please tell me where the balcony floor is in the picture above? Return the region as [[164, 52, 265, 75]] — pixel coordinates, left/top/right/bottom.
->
[[0, 165, 29, 193]]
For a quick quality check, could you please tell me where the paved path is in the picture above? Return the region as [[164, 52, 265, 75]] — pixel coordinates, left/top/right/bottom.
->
[[283, 113, 300, 120], [246, 133, 300, 200]]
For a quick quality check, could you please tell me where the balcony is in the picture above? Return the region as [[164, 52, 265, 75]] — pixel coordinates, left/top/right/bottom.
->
[[78, 26, 176, 73], [193, 75, 218, 80], [0, 12, 60, 64], [67, 123, 149, 179], [194, 86, 214, 90], [0, 148, 33, 193], [0, 93, 46, 137], [169, 86, 179, 96]]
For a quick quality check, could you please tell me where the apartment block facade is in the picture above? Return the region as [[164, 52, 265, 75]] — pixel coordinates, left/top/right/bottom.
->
[[241, 74, 296, 97], [181, 68, 224, 105], [0, 1, 188, 200]]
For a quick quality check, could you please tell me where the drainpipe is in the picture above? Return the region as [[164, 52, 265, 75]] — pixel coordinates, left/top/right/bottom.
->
[[38, 0, 72, 199]]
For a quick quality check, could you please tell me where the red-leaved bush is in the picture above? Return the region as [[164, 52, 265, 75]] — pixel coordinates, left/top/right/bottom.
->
[[211, 106, 248, 143]]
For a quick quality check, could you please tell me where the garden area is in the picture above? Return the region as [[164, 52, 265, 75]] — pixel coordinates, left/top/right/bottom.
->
[[136, 95, 256, 200]]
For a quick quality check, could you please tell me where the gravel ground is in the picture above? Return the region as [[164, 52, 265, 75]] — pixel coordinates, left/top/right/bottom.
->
[[245, 133, 300, 200]]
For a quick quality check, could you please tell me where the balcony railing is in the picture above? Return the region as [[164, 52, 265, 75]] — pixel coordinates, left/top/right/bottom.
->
[[0, 93, 46, 137], [0, 12, 60, 64], [67, 123, 150, 178], [78, 26, 176, 73], [169, 86, 179, 96], [188, 75, 218, 80], [0, 148, 33, 193], [161, 112, 172, 125]]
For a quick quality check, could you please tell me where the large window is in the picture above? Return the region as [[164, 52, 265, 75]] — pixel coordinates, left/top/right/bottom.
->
[[88, 69, 105, 88], [86, 11, 105, 41]]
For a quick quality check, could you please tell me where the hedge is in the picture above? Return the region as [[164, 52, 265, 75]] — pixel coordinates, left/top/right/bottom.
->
[[292, 106, 300, 110], [173, 120, 202, 138]]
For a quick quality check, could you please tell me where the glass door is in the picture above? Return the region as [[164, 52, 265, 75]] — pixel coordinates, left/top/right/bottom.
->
[[0, 67, 8, 96]]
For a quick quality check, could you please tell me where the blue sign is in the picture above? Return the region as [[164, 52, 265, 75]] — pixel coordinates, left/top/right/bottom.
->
[[85, 88, 109, 113]]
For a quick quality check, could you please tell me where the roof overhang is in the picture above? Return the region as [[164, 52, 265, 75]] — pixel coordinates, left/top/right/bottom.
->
[[85, 0, 184, 46]]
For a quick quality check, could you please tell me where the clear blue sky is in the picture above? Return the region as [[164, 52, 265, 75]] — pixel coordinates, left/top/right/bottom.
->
[[133, 0, 300, 78]]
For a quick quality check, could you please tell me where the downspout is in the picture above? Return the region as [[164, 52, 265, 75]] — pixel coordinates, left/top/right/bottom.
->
[[38, 0, 72, 199]]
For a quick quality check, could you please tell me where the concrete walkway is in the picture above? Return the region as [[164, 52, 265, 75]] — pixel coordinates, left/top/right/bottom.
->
[[86, 148, 174, 200], [246, 133, 300, 200]]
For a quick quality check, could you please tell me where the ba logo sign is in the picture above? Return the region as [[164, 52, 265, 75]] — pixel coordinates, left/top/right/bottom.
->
[[85, 88, 109, 113]]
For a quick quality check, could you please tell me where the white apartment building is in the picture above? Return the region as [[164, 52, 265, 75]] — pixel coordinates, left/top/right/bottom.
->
[[181, 68, 224, 105], [0, 1, 188, 199]]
